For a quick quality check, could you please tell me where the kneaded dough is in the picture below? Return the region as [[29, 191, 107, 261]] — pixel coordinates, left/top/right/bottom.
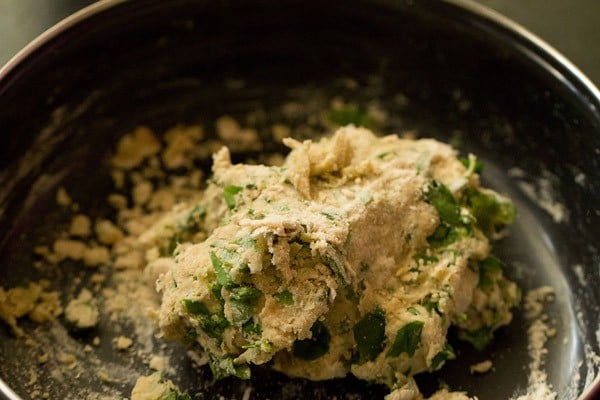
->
[[142, 126, 519, 397]]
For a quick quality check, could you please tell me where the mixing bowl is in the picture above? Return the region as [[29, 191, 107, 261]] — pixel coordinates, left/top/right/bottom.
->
[[1, 0, 599, 399]]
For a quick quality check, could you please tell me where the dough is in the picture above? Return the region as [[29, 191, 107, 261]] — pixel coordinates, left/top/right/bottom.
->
[[143, 126, 519, 397]]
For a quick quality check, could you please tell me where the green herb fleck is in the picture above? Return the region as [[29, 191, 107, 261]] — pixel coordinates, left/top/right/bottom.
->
[[459, 156, 484, 174], [161, 391, 192, 400], [327, 107, 373, 128], [293, 321, 331, 360], [458, 327, 493, 350], [182, 299, 228, 340], [462, 188, 516, 235], [377, 151, 396, 160], [229, 286, 262, 326], [478, 256, 503, 287], [274, 290, 294, 305], [223, 185, 243, 210], [320, 212, 336, 221], [407, 307, 420, 316], [182, 204, 207, 234], [210, 251, 235, 289], [353, 309, 386, 362], [387, 320, 424, 358], [431, 342, 456, 370], [424, 181, 462, 226], [208, 356, 251, 380], [182, 299, 210, 316], [419, 295, 443, 316], [242, 321, 262, 336], [424, 181, 473, 246]]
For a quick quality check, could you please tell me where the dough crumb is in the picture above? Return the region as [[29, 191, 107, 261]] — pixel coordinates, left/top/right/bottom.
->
[[64, 289, 99, 329], [470, 360, 493, 374], [56, 187, 72, 206], [69, 214, 92, 237], [114, 336, 133, 350]]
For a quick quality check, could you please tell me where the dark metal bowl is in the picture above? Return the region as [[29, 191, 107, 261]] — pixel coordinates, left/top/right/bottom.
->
[[1, 1, 599, 399]]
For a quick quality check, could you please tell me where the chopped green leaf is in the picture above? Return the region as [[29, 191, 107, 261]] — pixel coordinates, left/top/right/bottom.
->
[[163, 235, 179, 257], [424, 181, 474, 246], [274, 290, 294, 305], [462, 188, 516, 235], [377, 151, 396, 160], [293, 321, 331, 360], [211, 284, 224, 305], [353, 309, 386, 362], [459, 156, 484, 174], [327, 107, 373, 127], [320, 211, 336, 221], [242, 321, 262, 336], [424, 181, 462, 226], [182, 299, 210, 316], [478, 256, 503, 287], [229, 286, 262, 326], [210, 251, 235, 289], [208, 356, 251, 380], [458, 327, 493, 350], [234, 235, 257, 249], [323, 250, 348, 286], [223, 185, 243, 209], [387, 320, 424, 358], [419, 295, 443, 316], [161, 391, 192, 400], [182, 298, 228, 340], [407, 307, 420, 316], [181, 204, 207, 234], [431, 342, 456, 370]]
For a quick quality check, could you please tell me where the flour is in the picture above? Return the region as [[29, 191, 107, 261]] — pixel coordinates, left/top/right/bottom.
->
[[511, 287, 557, 400], [508, 168, 567, 223]]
